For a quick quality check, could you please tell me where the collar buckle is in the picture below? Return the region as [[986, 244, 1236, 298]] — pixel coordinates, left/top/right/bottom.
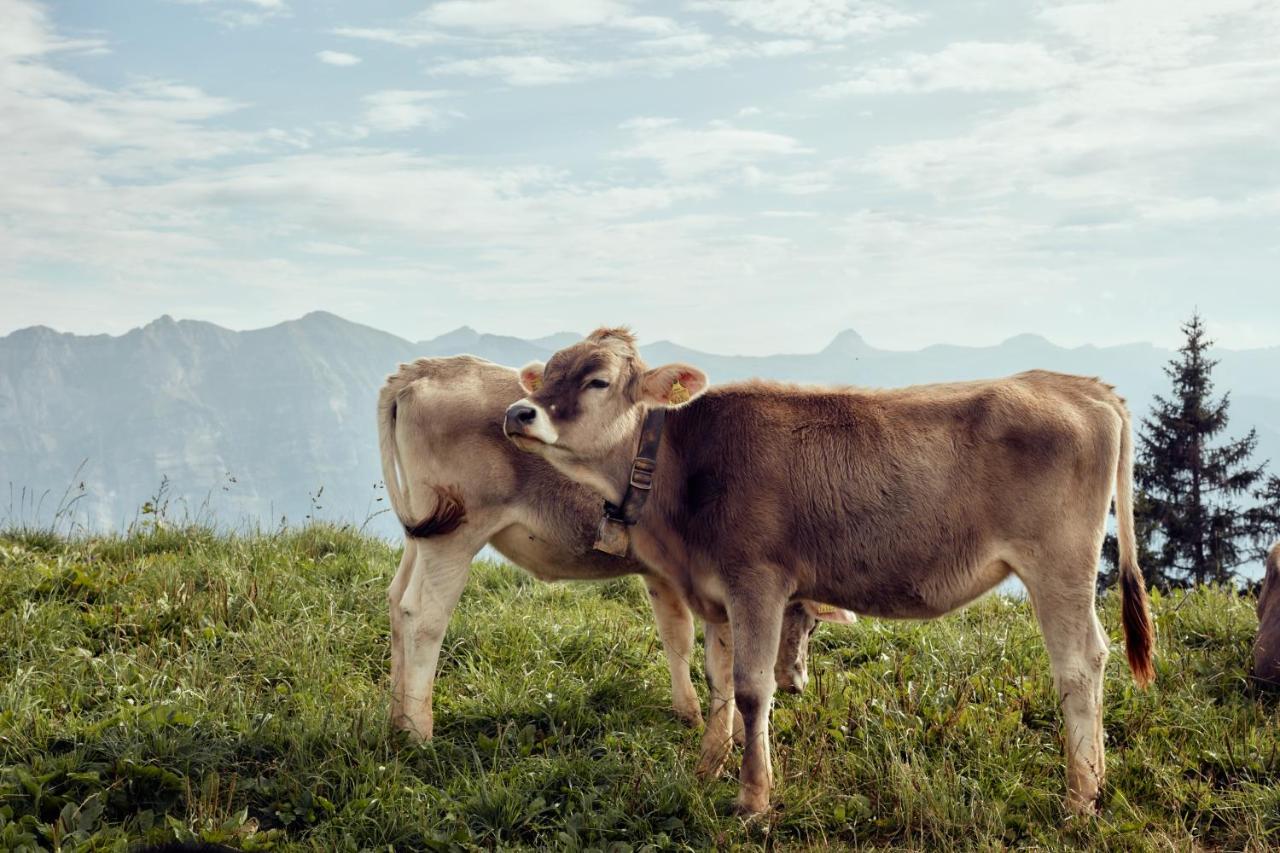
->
[[629, 456, 656, 491]]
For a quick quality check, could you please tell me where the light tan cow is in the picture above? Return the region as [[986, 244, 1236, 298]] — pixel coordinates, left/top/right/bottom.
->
[[503, 328, 1156, 816], [1253, 542, 1280, 685], [376, 355, 829, 739]]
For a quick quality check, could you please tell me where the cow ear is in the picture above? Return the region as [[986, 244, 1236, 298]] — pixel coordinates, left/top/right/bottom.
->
[[518, 361, 545, 394], [640, 363, 708, 408], [803, 601, 857, 624]]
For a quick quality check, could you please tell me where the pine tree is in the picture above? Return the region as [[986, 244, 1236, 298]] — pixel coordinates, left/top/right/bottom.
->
[[1249, 474, 1280, 554], [1133, 313, 1269, 587]]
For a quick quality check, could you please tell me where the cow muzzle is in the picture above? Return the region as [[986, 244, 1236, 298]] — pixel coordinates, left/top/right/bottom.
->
[[503, 400, 558, 446], [776, 665, 808, 694], [504, 403, 537, 433]]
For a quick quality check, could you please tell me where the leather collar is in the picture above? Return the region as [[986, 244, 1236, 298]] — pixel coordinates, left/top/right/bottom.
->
[[593, 407, 667, 557]]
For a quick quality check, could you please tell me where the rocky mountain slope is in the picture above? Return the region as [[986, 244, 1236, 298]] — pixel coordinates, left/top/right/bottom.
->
[[2, 312, 1276, 537]]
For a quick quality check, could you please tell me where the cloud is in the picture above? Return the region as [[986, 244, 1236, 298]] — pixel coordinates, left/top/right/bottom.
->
[[335, 0, 682, 51], [1039, 0, 1280, 66], [152, 151, 698, 241], [614, 120, 810, 178], [166, 0, 289, 27], [7, 0, 1278, 353], [759, 209, 818, 218], [431, 54, 590, 86], [854, 1, 1280, 225], [0, 0, 107, 57], [330, 27, 451, 48], [4, 0, 828, 332], [817, 42, 1076, 96], [361, 90, 460, 132], [299, 241, 365, 256], [690, 0, 920, 41], [428, 38, 812, 86], [861, 63, 1280, 208], [341, 1, 815, 87], [316, 50, 361, 66], [741, 165, 834, 195], [0, 1, 275, 285], [618, 116, 679, 130], [420, 0, 632, 32]]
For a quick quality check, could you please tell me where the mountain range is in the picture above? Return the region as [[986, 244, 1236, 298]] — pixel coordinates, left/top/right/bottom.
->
[[3, 311, 1277, 539]]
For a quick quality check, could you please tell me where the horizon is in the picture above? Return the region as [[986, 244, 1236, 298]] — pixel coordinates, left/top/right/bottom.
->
[[4, 1, 1280, 353], [6, 307, 1280, 356]]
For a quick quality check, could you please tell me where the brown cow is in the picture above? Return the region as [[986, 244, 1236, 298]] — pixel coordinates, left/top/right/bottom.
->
[[1254, 542, 1280, 685], [503, 328, 1155, 816], [376, 355, 831, 740]]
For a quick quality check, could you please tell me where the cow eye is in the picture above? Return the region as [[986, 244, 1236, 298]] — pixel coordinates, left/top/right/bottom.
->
[[587, 378, 610, 389]]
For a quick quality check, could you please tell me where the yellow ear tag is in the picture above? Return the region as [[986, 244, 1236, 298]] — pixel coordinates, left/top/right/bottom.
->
[[668, 380, 690, 404], [812, 602, 837, 616], [529, 375, 541, 391]]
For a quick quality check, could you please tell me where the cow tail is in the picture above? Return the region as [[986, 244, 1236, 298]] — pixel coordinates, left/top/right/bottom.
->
[[378, 381, 413, 530], [377, 372, 467, 538], [1115, 405, 1155, 688]]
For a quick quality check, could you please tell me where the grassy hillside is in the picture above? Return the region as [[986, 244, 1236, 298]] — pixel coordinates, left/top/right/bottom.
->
[[1, 526, 1278, 851]]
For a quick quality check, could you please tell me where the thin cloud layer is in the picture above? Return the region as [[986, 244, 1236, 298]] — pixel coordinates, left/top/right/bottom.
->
[[316, 50, 361, 66], [3, 0, 1278, 352]]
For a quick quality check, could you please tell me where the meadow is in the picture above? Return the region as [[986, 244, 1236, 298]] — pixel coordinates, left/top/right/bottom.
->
[[2, 523, 1278, 851]]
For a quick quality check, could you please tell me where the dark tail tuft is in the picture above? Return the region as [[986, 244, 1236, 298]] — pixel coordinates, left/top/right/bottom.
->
[[404, 484, 467, 538], [1120, 568, 1155, 688], [1113, 400, 1155, 688]]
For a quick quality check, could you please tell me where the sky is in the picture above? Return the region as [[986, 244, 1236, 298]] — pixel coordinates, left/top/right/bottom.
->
[[2, 0, 1278, 354]]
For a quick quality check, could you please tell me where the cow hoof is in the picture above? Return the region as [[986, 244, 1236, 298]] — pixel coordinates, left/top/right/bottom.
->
[[695, 746, 730, 781], [673, 702, 703, 729], [392, 715, 432, 742], [695, 755, 726, 781], [1065, 793, 1101, 817], [731, 796, 770, 818]]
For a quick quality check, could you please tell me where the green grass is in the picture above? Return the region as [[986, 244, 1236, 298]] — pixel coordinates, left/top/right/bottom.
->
[[2, 525, 1279, 851]]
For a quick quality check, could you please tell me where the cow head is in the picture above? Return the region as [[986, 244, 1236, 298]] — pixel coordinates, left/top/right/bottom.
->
[[503, 328, 707, 504], [776, 600, 856, 693], [775, 602, 817, 694]]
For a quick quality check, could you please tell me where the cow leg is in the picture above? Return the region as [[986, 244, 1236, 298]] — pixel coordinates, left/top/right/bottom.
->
[[726, 588, 785, 816], [1027, 573, 1110, 814], [643, 574, 702, 728], [733, 705, 747, 747], [395, 535, 478, 740], [695, 619, 736, 779], [387, 539, 417, 727]]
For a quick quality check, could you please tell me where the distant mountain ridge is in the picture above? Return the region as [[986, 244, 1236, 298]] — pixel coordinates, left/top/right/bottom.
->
[[2, 312, 1277, 538]]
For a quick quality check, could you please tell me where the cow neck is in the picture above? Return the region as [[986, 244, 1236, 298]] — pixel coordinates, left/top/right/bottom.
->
[[592, 407, 667, 557]]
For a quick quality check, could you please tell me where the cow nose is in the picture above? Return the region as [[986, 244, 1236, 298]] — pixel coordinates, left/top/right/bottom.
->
[[777, 667, 807, 694], [504, 403, 538, 435]]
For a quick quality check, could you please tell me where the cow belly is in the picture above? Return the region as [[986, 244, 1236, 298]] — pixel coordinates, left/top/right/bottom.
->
[[489, 524, 631, 582], [808, 555, 1014, 621]]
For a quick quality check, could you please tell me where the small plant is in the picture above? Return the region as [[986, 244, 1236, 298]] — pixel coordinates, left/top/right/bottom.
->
[[4, 459, 89, 536], [137, 475, 173, 532], [359, 480, 390, 534], [304, 485, 324, 523]]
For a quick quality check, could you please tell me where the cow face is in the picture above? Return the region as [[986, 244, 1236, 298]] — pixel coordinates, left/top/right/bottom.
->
[[503, 328, 707, 500], [776, 601, 856, 693], [775, 602, 817, 694]]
